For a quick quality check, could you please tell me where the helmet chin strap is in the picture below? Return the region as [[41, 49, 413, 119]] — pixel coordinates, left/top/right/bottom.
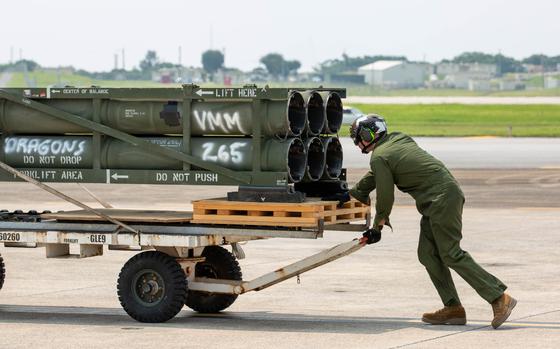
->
[[360, 141, 375, 154]]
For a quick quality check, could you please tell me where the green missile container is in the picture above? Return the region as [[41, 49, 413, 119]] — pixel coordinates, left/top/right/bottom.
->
[[0, 92, 307, 136], [321, 137, 343, 179], [0, 86, 346, 187], [301, 91, 326, 136], [303, 137, 326, 182], [103, 137, 307, 183], [2, 135, 307, 183]]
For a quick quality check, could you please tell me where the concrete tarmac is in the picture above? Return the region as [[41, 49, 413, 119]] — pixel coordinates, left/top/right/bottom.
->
[[1, 168, 559, 348], [341, 137, 560, 169]]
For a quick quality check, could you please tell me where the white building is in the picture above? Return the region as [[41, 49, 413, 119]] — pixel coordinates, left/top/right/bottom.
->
[[436, 63, 497, 89], [545, 76, 559, 89], [357, 61, 427, 88]]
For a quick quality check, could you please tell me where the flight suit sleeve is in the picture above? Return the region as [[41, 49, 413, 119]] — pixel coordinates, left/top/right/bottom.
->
[[349, 170, 376, 205], [372, 157, 395, 227]]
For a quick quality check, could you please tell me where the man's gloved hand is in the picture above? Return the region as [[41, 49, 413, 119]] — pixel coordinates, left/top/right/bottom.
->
[[362, 227, 382, 244], [321, 191, 351, 207]]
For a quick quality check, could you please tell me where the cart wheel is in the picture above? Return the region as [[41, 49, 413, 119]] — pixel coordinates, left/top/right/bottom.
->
[[117, 251, 187, 323], [186, 246, 242, 313], [0, 254, 5, 290]]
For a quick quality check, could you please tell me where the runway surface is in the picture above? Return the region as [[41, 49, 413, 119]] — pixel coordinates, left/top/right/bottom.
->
[[341, 136, 560, 169]]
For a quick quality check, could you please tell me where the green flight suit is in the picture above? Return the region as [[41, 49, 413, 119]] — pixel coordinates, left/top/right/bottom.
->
[[350, 132, 507, 305]]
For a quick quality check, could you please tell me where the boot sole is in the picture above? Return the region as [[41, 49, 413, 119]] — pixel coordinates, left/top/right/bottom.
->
[[421, 317, 467, 325], [492, 297, 517, 329]]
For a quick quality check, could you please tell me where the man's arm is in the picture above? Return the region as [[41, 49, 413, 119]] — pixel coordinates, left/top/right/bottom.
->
[[372, 157, 395, 227], [349, 170, 376, 205]]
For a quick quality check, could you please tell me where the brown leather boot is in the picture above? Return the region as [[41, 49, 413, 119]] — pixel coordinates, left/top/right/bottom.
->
[[491, 293, 517, 329], [422, 305, 467, 325]]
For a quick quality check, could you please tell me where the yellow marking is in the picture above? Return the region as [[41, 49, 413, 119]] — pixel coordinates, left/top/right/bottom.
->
[[539, 166, 560, 169]]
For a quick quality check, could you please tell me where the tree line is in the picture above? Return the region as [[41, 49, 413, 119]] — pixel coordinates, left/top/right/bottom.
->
[[1, 50, 559, 79]]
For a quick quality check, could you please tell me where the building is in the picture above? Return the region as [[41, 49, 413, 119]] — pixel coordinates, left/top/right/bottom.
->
[[152, 67, 204, 84], [436, 63, 497, 89], [357, 61, 427, 88], [499, 80, 525, 91], [545, 76, 560, 89]]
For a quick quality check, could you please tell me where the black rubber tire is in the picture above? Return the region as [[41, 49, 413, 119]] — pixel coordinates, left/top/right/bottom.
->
[[0, 254, 5, 290], [186, 246, 242, 313], [117, 251, 187, 323]]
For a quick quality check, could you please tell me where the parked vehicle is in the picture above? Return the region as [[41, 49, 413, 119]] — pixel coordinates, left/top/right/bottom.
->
[[342, 107, 363, 125]]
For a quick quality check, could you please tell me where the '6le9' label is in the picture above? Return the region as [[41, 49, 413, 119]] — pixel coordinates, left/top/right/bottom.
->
[[90, 234, 107, 243], [0, 232, 21, 241]]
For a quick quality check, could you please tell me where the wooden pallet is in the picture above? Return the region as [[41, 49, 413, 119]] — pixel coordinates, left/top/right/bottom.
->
[[42, 209, 193, 223], [192, 198, 370, 228]]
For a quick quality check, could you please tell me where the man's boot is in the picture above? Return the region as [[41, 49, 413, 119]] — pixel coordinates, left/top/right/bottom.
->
[[491, 293, 517, 329], [422, 305, 466, 325]]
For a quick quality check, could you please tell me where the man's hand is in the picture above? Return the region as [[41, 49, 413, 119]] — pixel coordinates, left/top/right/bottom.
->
[[321, 191, 351, 207], [361, 227, 382, 245]]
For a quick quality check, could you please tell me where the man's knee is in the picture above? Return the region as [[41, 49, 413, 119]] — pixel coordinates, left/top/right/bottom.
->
[[439, 247, 465, 267], [417, 242, 437, 267]]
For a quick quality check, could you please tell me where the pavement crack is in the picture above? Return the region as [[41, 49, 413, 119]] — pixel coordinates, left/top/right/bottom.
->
[[510, 308, 560, 322], [8, 284, 105, 298], [387, 324, 490, 349], [388, 309, 560, 348]]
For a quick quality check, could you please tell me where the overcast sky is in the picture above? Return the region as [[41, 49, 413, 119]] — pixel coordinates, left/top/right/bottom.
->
[[1, 0, 558, 72]]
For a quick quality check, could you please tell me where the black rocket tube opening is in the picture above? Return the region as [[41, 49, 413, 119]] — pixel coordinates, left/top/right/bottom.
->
[[305, 137, 326, 181], [287, 138, 306, 183], [305, 92, 325, 136], [287, 92, 306, 136], [324, 93, 343, 134], [323, 137, 343, 179]]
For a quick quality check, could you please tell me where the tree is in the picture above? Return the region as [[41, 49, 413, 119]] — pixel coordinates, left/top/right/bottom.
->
[[16, 59, 40, 72], [139, 50, 159, 72], [201, 50, 224, 74], [523, 54, 560, 71], [285, 60, 301, 74], [447, 52, 524, 75], [260, 53, 301, 78]]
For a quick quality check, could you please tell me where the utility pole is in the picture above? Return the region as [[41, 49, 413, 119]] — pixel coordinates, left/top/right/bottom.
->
[[541, 54, 545, 89], [178, 46, 182, 66], [122, 48, 126, 70]]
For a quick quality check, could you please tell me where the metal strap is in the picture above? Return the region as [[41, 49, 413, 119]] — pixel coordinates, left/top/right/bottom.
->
[[0, 160, 138, 235]]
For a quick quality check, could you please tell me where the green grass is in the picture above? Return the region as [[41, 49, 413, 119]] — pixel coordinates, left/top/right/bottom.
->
[[341, 104, 560, 137], [6, 72, 164, 88], [344, 86, 560, 97]]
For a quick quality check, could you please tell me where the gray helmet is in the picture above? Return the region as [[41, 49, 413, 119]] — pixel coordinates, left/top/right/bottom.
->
[[350, 114, 387, 151]]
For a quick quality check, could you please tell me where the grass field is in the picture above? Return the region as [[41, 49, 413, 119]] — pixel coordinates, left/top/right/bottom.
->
[[341, 104, 560, 137], [6, 72, 163, 88]]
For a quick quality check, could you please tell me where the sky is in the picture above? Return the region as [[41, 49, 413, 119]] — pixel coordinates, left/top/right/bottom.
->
[[1, 0, 558, 72]]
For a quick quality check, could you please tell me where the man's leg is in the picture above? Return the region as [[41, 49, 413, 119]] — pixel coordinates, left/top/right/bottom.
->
[[429, 187, 507, 304], [418, 216, 462, 306], [418, 216, 466, 325]]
